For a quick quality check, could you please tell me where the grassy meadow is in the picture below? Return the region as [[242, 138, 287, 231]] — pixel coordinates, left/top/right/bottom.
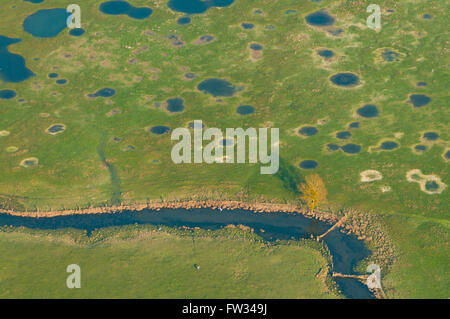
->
[[0, 0, 448, 298]]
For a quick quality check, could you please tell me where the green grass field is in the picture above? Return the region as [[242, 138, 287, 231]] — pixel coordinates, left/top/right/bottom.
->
[[0, 0, 448, 298], [0, 226, 336, 298]]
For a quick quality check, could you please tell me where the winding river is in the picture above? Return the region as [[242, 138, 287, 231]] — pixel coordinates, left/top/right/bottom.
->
[[0, 208, 375, 299]]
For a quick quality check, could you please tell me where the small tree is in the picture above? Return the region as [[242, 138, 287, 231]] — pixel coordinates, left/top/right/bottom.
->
[[298, 174, 327, 211]]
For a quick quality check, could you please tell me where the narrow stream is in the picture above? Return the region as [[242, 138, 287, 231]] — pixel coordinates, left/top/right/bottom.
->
[[0, 208, 375, 299]]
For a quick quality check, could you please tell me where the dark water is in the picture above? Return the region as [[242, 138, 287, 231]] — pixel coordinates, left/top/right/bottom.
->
[[422, 14, 433, 19], [168, 0, 234, 14], [69, 28, 85, 36], [24, 0, 45, 4], [149, 126, 171, 135], [415, 145, 427, 152], [48, 73, 58, 78], [380, 141, 399, 150], [423, 132, 439, 141], [305, 10, 335, 27], [336, 131, 351, 140], [198, 78, 236, 97], [445, 151, 450, 159], [167, 97, 185, 112], [47, 124, 65, 134], [99, 1, 153, 20], [416, 82, 427, 87], [341, 144, 361, 154], [382, 50, 400, 62], [425, 181, 438, 191], [23, 8, 70, 38], [299, 126, 318, 136], [349, 122, 360, 129], [299, 160, 318, 170], [56, 79, 67, 85], [330, 73, 359, 87], [0, 35, 34, 83], [0, 89, 16, 99], [250, 43, 263, 51], [88, 88, 116, 98], [242, 23, 254, 30], [410, 94, 431, 107], [177, 17, 191, 25], [0, 208, 373, 298], [357, 104, 379, 118], [236, 105, 255, 115], [318, 49, 334, 59], [327, 143, 340, 152]]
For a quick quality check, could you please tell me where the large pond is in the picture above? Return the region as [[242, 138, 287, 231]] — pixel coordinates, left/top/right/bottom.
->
[[0, 207, 375, 299], [168, 0, 235, 14]]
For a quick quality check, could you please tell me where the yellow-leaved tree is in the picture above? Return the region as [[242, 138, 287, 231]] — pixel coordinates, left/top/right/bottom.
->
[[298, 174, 327, 211]]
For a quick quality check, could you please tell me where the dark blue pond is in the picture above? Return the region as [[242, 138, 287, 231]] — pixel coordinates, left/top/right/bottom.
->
[[168, 0, 235, 14], [149, 126, 171, 135], [445, 151, 450, 159], [349, 122, 360, 129], [327, 143, 340, 152], [330, 73, 359, 87], [415, 145, 427, 152], [0, 35, 34, 83], [0, 89, 16, 99], [88, 88, 116, 98], [69, 28, 85, 36], [357, 104, 379, 118], [410, 94, 431, 108], [23, 8, 70, 38], [177, 17, 191, 25], [305, 10, 335, 27], [380, 141, 399, 150], [47, 124, 65, 134], [416, 82, 427, 87], [299, 126, 318, 137], [242, 23, 254, 29], [423, 132, 439, 141], [299, 160, 318, 170], [24, 0, 45, 3], [0, 207, 374, 298], [56, 79, 67, 85], [48, 73, 58, 78], [425, 181, 438, 191], [382, 50, 400, 62], [318, 49, 334, 59], [236, 105, 255, 115], [250, 43, 263, 51], [336, 131, 351, 140], [341, 144, 361, 154], [100, 1, 153, 19], [422, 14, 433, 19], [198, 78, 236, 97], [167, 97, 185, 113]]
